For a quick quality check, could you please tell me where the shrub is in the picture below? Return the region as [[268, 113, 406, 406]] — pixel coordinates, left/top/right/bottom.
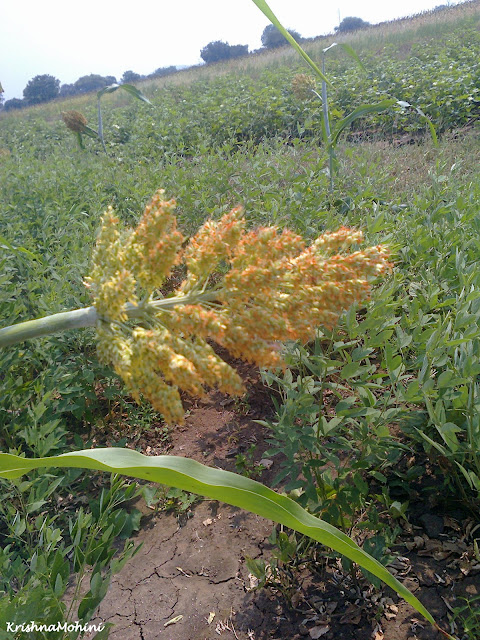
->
[[59, 83, 77, 98], [23, 74, 60, 105], [3, 97, 26, 111], [73, 74, 115, 95], [335, 16, 371, 33], [261, 24, 301, 49], [150, 66, 177, 78], [200, 40, 248, 63], [121, 70, 143, 84]]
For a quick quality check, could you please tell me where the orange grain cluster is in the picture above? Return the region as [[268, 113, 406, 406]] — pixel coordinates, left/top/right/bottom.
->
[[61, 110, 88, 133], [87, 190, 390, 424]]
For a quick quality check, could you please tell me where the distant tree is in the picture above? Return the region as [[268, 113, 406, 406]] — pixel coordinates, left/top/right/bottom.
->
[[104, 76, 117, 85], [23, 74, 60, 105], [261, 24, 301, 49], [0, 82, 4, 107], [200, 41, 248, 64], [149, 66, 177, 78], [73, 74, 112, 95], [335, 16, 370, 33], [3, 98, 26, 111], [59, 83, 77, 98], [228, 44, 249, 59], [121, 70, 142, 84]]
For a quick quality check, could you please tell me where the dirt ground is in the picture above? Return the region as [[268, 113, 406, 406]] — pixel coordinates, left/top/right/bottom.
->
[[88, 361, 480, 640]]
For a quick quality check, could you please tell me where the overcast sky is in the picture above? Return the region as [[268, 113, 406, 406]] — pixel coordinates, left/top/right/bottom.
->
[[1, 0, 458, 101]]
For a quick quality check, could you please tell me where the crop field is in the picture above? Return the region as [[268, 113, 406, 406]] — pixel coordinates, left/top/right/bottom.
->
[[1, 2, 480, 639]]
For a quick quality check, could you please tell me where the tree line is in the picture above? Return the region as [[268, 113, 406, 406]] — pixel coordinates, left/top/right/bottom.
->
[[1, 67, 178, 112], [1, 18, 370, 112]]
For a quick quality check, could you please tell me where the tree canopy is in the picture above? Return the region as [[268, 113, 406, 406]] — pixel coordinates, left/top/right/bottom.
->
[[335, 16, 370, 33], [23, 74, 60, 105], [3, 98, 26, 112], [121, 70, 143, 84], [72, 74, 116, 95], [200, 41, 248, 64], [261, 24, 301, 49]]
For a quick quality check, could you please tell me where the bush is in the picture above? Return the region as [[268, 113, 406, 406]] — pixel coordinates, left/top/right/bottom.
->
[[23, 74, 60, 105], [261, 24, 301, 49], [3, 97, 26, 111], [150, 66, 177, 78], [200, 40, 248, 64], [335, 16, 370, 33], [73, 74, 115, 95], [121, 70, 143, 84], [59, 83, 77, 98]]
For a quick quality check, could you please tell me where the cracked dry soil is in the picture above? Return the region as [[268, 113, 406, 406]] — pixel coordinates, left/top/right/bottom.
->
[[87, 361, 479, 640]]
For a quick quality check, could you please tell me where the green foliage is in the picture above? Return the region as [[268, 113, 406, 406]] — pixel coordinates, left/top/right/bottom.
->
[[259, 327, 404, 533], [261, 24, 302, 49], [95, 83, 151, 153], [121, 70, 142, 84], [71, 74, 117, 95], [23, 75, 60, 106], [450, 594, 480, 640], [3, 98, 26, 112], [1, 4, 479, 636], [336, 17, 371, 33], [0, 470, 140, 639], [200, 41, 248, 64], [0, 448, 437, 626], [246, 528, 313, 600], [150, 66, 177, 78]]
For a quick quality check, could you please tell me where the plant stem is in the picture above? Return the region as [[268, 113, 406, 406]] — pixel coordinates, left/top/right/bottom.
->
[[97, 97, 107, 154], [321, 54, 334, 192], [0, 290, 221, 349], [0, 307, 98, 348]]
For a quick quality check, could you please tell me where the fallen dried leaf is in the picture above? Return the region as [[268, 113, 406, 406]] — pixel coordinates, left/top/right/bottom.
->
[[259, 458, 273, 470], [164, 615, 183, 627], [444, 517, 460, 532], [325, 601, 338, 615], [247, 573, 259, 591], [340, 603, 362, 625], [372, 623, 384, 640], [207, 612, 216, 624], [459, 559, 473, 575], [309, 625, 330, 638], [203, 518, 214, 526], [414, 536, 425, 549]]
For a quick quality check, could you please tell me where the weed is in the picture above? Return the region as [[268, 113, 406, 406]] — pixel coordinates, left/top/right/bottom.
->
[[235, 444, 263, 479], [449, 595, 480, 640]]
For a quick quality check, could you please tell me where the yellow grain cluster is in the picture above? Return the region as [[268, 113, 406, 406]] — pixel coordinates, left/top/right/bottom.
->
[[291, 73, 316, 100], [61, 110, 88, 133], [86, 190, 390, 424]]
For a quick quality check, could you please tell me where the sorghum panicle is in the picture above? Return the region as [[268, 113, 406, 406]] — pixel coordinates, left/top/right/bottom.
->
[[87, 190, 390, 424], [61, 110, 88, 133], [291, 73, 316, 100]]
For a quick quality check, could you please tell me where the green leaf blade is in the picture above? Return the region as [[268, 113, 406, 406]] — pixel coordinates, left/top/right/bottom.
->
[[0, 448, 437, 628], [250, 0, 331, 86]]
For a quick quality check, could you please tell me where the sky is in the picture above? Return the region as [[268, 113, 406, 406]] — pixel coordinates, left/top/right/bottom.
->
[[1, 0, 458, 102]]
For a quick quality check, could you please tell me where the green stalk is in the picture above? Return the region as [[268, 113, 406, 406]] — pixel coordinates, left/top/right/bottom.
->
[[321, 53, 333, 192], [97, 96, 107, 154], [0, 291, 221, 349], [0, 307, 98, 348]]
